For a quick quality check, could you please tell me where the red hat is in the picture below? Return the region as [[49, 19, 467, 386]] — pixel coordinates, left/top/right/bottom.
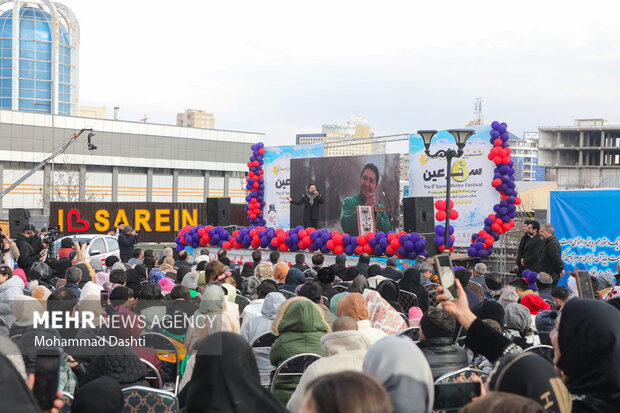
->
[[521, 294, 551, 315]]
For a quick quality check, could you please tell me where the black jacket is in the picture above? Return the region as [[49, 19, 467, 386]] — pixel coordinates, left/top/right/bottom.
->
[[515, 233, 530, 275], [15, 234, 40, 275], [538, 235, 564, 282], [118, 232, 138, 262], [521, 234, 544, 272], [418, 337, 470, 380], [355, 262, 369, 278], [329, 263, 347, 278], [290, 193, 324, 221], [381, 267, 403, 281]]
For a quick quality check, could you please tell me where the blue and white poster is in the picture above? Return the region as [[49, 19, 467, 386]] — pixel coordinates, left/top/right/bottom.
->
[[263, 144, 324, 229], [549, 189, 620, 279], [408, 126, 497, 246]]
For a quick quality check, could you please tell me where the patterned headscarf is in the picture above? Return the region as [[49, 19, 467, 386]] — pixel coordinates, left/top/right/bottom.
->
[[364, 290, 407, 335], [148, 268, 165, 283]]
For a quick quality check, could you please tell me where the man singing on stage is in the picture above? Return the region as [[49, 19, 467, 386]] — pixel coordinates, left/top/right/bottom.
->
[[287, 184, 324, 228], [340, 163, 393, 236]]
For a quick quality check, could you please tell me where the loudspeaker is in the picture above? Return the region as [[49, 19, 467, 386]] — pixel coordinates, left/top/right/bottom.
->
[[206, 197, 230, 227], [403, 197, 434, 233], [9, 208, 31, 236]]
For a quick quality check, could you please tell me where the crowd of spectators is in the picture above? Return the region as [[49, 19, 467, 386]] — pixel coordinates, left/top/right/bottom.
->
[[0, 227, 618, 412]]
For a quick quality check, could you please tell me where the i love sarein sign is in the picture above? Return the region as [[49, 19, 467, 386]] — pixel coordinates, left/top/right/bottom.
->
[[49, 202, 207, 242]]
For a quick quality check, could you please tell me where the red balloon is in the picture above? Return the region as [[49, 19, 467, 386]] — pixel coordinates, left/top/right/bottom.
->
[[251, 240, 260, 249], [387, 233, 397, 242], [250, 213, 256, 220], [253, 160, 259, 167], [298, 240, 305, 249], [493, 156, 502, 164], [449, 247, 454, 252], [358, 235, 367, 246], [505, 147, 511, 154], [222, 241, 231, 250], [277, 233, 286, 243], [326, 240, 335, 250], [199, 237, 207, 246], [449, 209, 458, 220], [494, 138, 503, 146], [333, 234, 343, 245], [514, 197, 521, 205], [247, 162, 253, 168], [492, 178, 502, 187], [363, 244, 373, 254], [485, 238, 494, 247], [303, 236, 311, 247], [279, 244, 289, 252], [436, 210, 447, 221], [491, 223, 501, 232], [233, 242, 242, 249], [502, 223, 512, 232], [438, 245, 445, 252], [385, 245, 394, 255], [197, 228, 205, 236], [333, 245, 344, 255], [258, 148, 266, 155], [397, 230, 407, 237], [390, 239, 400, 249], [271, 238, 279, 247], [356, 246, 363, 255], [298, 230, 307, 238], [435, 200, 446, 211], [502, 156, 511, 165]]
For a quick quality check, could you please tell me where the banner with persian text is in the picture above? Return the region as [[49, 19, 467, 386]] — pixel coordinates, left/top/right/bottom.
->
[[263, 144, 324, 230], [549, 189, 620, 279], [408, 126, 498, 246]]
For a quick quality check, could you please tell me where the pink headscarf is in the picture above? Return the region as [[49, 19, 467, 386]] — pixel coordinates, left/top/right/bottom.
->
[[160, 277, 175, 293], [12, 268, 27, 286]]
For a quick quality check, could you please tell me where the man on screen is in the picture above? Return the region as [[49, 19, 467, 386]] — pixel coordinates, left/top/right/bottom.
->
[[287, 183, 324, 228], [340, 163, 393, 236]]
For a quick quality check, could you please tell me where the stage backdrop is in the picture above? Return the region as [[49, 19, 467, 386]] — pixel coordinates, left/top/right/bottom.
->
[[549, 189, 620, 279], [408, 126, 498, 247], [290, 154, 400, 235], [263, 144, 324, 230]]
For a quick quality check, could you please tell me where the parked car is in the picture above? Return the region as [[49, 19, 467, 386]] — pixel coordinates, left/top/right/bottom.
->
[[53, 234, 120, 268]]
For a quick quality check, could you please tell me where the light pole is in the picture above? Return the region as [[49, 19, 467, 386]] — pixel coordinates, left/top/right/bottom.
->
[[417, 129, 475, 250]]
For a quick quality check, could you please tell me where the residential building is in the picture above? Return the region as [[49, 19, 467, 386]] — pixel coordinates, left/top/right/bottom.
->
[[297, 117, 385, 157], [296, 133, 325, 145], [509, 132, 545, 181], [177, 109, 215, 129], [538, 119, 620, 188]]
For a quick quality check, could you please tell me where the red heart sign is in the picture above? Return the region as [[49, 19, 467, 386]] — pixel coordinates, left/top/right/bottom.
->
[[67, 209, 91, 232]]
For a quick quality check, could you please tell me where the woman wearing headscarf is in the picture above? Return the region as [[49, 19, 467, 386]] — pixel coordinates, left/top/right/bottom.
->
[[363, 335, 434, 413], [184, 285, 239, 353], [270, 297, 330, 405], [460, 392, 547, 413], [125, 267, 144, 296], [365, 290, 407, 335], [241, 291, 286, 384], [134, 283, 167, 331], [552, 298, 620, 412], [279, 267, 305, 293], [273, 262, 289, 283], [9, 296, 44, 337], [82, 345, 148, 388], [399, 268, 429, 313], [504, 303, 538, 349], [484, 352, 572, 413], [71, 376, 124, 413], [329, 274, 369, 314], [377, 279, 403, 313], [0, 354, 43, 413], [337, 293, 387, 345], [180, 332, 287, 413]]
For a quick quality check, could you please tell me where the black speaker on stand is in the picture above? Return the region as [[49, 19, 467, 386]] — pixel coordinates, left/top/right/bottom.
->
[[206, 198, 230, 227], [403, 197, 434, 233], [9, 208, 31, 236]]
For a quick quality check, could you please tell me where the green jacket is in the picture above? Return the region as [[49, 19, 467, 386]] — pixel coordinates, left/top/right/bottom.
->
[[340, 193, 393, 236], [270, 298, 330, 405]]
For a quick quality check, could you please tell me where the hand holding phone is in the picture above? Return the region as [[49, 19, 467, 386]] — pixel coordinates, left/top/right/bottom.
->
[[434, 254, 457, 299], [434, 381, 481, 411], [32, 348, 62, 411]]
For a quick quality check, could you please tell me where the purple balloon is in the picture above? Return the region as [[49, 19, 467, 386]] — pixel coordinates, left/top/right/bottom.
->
[[491, 121, 500, 130], [404, 240, 414, 251], [176, 244, 185, 252], [435, 225, 446, 236], [434, 237, 444, 247], [415, 239, 426, 252], [468, 247, 477, 256], [490, 130, 500, 139]]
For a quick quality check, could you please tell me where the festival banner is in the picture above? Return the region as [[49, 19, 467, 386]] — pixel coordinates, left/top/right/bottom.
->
[[408, 126, 498, 246], [549, 189, 620, 279], [263, 144, 324, 230]]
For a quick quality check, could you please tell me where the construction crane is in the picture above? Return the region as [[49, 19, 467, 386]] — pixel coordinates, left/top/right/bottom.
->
[[0, 128, 96, 199]]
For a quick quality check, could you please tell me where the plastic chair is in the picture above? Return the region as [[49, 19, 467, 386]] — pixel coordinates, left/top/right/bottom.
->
[[121, 385, 179, 413], [398, 312, 410, 327], [435, 367, 489, 384], [428, 290, 439, 307], [333, 284, 349, 294], [141, 359, 163, 389], [524, 345, 555, 363], [60, 392, 73, 413], [140, 332, 180, 394], [269, 353, 321, 393], [398, 290, 418, 313], [235, 294, 252, 314], [321, 295, 329, 306], [397, 326, 420, 342], [468, 281, 485, 302], [10, 333, 23, 343], [424, 283, 440, 293], [250, 332, 278, 348]]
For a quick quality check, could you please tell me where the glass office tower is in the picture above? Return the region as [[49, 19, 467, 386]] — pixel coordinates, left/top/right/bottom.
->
[[0, 1, 78, 115]]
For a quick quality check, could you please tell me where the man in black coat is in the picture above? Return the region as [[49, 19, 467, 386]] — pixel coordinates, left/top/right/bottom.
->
[[287, 183, 324, 228], [329, 254, 347, 279], [16, 224, 46, 276], [118, 225, 138, 263], [521, 220, 544, 273], [381, 257, 402, 281], [538, 223, 564, 287], [513, 219, 532, 276], [418, 307, 469, 380]]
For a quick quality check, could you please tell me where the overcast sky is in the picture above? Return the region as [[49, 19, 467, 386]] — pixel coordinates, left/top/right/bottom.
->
[[61, 0, 620, 151]]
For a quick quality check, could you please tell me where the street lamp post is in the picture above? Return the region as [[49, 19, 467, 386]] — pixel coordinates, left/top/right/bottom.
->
[[417, 129, 475, 250]]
